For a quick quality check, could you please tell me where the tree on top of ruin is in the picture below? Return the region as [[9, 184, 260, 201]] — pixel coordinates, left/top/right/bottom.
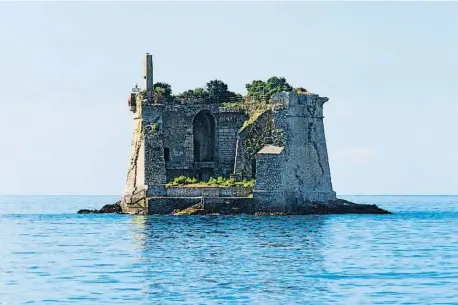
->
[[206, 79, 238, 102], [245, 77, 293, 102]]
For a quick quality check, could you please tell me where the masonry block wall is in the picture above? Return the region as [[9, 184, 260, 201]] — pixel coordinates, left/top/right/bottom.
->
[[161, 103, 247, 181]]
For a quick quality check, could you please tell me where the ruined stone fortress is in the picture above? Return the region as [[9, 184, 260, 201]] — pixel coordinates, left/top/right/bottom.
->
[[121, 53, 336, 214]]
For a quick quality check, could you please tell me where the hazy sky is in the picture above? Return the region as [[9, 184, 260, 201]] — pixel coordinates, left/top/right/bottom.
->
[[0, 1, 457, 195]]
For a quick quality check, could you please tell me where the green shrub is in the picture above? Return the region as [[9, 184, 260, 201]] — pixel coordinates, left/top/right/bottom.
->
[[235, 178, 255, 190], [208, 177, 218, 186], [185, 177, 197, 184], [166, 176, 255, 191], [174, 176, 187, 185], [222, 177, 235, 186]]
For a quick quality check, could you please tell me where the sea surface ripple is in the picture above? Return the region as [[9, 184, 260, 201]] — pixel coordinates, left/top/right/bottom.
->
[[0, 195, 457, 304]]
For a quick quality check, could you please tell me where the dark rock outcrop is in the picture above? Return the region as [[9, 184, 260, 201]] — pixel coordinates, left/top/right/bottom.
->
[[291, 198, 392, 215], [77, 201, 122, 214], [169, 198, 392, 216], [78, 198, 391, 216]]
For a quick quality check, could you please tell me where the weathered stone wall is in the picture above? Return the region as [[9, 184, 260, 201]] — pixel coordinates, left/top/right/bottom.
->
[[252, 146, 288, 212], [123, 96, 247, 214], [123, 94, 150, 210], [161, 103, 247, 180], [124, 115, 145, 195], [148, 197, 202, 214], [143, 104, 167, 187], [252, 91, 336, 209], [216, 108, 247, 176], [166, 186, 251, 197], [253, 146, 284, 191], [147, 196, 254, 214], [279, 92, 335, 202]]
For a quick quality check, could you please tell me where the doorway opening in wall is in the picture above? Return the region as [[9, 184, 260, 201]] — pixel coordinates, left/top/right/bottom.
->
[[251, 159, 256, 179], [164, 147, 170, 163], [193, 110, 216, 162], [193, 141, 200, 161]]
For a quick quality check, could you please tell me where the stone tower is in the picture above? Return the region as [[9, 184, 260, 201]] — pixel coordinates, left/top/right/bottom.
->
[[122, 53, 167, 213], [253, 91, 336, 212]]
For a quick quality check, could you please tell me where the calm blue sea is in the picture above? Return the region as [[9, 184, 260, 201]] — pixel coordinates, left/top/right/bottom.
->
[[0, 195, 457, 304]]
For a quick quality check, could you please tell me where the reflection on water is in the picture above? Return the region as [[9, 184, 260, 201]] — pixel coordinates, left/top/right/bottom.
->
[[0, 195, 457, 304], [131, 216, 328, 303]]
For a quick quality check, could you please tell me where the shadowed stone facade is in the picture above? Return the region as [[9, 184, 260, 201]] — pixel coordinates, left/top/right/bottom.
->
[[121, 53, 336, 214]]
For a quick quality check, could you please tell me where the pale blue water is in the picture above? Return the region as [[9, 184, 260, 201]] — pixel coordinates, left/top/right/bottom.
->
[[0, 195, 457, 304]]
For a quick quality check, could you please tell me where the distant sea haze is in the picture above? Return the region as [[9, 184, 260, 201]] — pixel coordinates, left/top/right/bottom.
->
[[0, 195, 457, 304]]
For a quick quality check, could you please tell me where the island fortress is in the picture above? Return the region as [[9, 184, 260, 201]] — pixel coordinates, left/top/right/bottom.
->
[[121, 53, 337, 214]]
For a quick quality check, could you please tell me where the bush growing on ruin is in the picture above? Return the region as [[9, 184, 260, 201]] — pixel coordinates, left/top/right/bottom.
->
[[245, 77, 293, 102], [174, 80, 240, 104], [206, 79, 239, 102], [206, 79, 228, 101], [266, 76, 293, 94], [153, 82, 174, 103], [161, 77, 296, 105], [176, 88, 210, 101], [185, 177, 198, 184], [166, 176, 255, 190], [154, 82, 172, 96], [172, 176, 187, 185], [193, 88, 209, 99]]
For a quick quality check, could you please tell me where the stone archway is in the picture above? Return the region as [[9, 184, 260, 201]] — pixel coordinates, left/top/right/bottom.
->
[[193, 110, 216, 162]]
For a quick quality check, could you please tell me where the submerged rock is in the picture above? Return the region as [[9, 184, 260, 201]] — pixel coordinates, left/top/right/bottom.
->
[[77, 201, 122, 214]]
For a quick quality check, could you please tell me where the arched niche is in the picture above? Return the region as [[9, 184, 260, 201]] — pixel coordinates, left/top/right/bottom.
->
[[193, 110, 216, 162]]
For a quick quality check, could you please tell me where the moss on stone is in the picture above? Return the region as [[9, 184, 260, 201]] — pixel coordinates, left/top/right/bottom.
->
[[240, 110, 265, 132], [220, 102, 247, 112]]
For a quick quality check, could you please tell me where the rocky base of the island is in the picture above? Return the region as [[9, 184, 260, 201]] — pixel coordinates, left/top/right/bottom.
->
[[294, 198, 393, 215], [77, 198, 392, 215], [169, 198, 392, 215], [77, 201, 122, 214]]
